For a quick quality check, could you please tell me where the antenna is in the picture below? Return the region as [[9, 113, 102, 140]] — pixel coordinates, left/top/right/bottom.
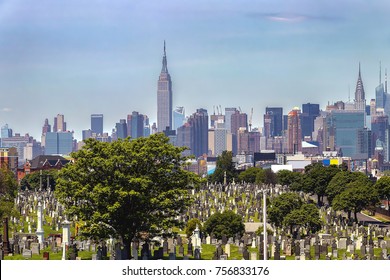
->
[[249, 107, 253, 132], [348, 84, 350, 102]]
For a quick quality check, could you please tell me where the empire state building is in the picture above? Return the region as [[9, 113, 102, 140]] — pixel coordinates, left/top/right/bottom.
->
[[157, 41, 173, 132]]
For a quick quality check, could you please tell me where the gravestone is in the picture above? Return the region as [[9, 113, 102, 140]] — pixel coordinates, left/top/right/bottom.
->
[[220, 254, 228, 260], [23, 249, 32, 259], [250, 252, 257, 260], [194, 248, 201, 260], [360, 244, 366, 257], [338, 238, 347, 250], [31, 243, 40, 255], [187, 240, 193, 256], [168, 252, 176, 260], [222, 235, 227, 245], [242, 247, 249, 260], [178, 245, 184, 257], [332, 249, 338, 259], [177, 236, 182, 246], [225, 244, 231, 257], [163, 239, 168, 255], [114, 243, 122, 260], [274, 241, 281, 260]]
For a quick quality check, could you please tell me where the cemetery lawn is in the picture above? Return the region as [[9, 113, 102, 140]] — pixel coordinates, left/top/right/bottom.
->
[[4, 248, 95, 260]]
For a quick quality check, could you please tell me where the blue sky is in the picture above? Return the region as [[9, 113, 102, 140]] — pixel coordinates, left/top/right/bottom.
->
[[1, 0, 390, 140]]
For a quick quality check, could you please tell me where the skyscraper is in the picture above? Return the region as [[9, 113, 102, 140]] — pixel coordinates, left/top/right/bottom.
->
[[42, 119, 51, 135], [91, 114, 103, 136], [176, 109, 208, 158], [53, 114, 66, 132], [326, 110, 367, 159], [264, 107, 283, 137], [44, 132, 73, 155], [301, 103, 320, 139], [354, 64, 366, 111], [173, 107, 185, 131], [287, 107, 302, 154], [157, 41, 173, 132], [115, 119, 127, 139]]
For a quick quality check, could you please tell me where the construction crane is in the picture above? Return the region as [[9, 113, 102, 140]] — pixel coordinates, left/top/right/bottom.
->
[[249, 107, 253, 132]]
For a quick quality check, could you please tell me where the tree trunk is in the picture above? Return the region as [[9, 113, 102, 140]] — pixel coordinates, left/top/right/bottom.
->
[[347, 211, 351, 220], [354, 211, 358, 222]]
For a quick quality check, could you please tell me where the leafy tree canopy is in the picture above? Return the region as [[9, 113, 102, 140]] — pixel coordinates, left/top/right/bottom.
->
[[55, 134, 200, 258], [0, 166, 18, 219], [302, 163, 341, 204], [276, 170, 302, 188], [374, 176, 390, 200], [203, 210, 245, 239], [238, 167, 263, 184], [283, 203, 322, 234], [326, 171, 370, 205], [20, 169, 59, 191], [268, 192, 303, 228], [185, 218, 203, 237], [332, 177, 378, 221], [208, 151, 237, 184]]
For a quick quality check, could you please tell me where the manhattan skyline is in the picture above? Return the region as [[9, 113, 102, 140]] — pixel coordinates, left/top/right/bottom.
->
[[1, 0, 390, 140]]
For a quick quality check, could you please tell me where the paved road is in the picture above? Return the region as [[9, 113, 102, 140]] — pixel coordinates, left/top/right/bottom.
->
[[357, 212, 390, 229]]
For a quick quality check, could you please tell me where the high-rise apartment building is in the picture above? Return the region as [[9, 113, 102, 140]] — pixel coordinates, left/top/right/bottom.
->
[[287, 107, 302, 154], [91, 114, 103, 136], [157, 41, 173, 132]]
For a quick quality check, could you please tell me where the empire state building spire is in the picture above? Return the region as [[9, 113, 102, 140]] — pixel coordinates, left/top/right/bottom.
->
[[161, 40, 168, 73], [354, 63, 366, 111], [157, 41, 173, 132]]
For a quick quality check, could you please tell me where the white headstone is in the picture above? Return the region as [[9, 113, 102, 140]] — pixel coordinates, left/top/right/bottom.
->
[[225, 243, 231, 257], [62, 220, 71, 246], [36, 202, 44, 246]]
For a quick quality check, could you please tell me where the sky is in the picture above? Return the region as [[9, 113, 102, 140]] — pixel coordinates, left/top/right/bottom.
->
[[1, 0, 390, 141]]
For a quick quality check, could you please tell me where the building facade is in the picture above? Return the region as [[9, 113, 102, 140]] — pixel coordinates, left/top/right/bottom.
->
[[157, 41, 173, 132]]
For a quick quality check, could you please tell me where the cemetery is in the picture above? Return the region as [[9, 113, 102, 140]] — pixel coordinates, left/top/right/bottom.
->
[[1, 182, 390, 261]]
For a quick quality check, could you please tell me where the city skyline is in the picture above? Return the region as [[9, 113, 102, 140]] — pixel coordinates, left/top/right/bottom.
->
[[1, 0, 390, 140]]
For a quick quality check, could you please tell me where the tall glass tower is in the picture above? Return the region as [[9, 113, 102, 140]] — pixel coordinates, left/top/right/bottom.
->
[[157, 41, 173, 132]]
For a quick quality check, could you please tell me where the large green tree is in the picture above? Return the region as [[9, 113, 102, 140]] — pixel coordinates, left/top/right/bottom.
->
[[302, 163, 341, 205], [238, 167, 262, 184], [208, 151, 237, 184], [332, 179, 379, 221], [268, 192, 303, 229], [326, 171, 370, 205], [55, 134, 200, 259], [20, 169, 59, 190], [203, 210, 245, 239], [375, 176, 390, 215], [283, 203, 322, 234], [0, 166, 18, 220], [276, 170, 302, 189]]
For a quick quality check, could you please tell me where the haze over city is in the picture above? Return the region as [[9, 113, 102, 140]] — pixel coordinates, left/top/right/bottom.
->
[[1, 0, 390, 140]]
